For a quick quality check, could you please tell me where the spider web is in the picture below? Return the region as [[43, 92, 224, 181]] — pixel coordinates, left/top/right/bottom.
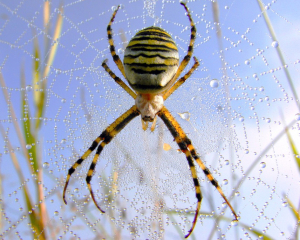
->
[[0, 0, 300, 239]]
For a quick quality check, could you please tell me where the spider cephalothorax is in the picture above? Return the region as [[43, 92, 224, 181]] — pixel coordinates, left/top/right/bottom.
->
[[63, 3, 238, 238]]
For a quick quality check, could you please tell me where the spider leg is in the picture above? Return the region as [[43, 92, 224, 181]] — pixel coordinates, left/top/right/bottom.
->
[[158, 106, 238, 238], [107, 5, 127, 79], [63, 105, 140, 211], [158, 106, 202, 239], [166, 110, 238, 221], [102, 59, 137, 99], [63, 137, 102, 205], [183, 137, 238, 221], [163, 2, 196, 93], [163, 56, 199, 100], [86, 105, 140, 212]]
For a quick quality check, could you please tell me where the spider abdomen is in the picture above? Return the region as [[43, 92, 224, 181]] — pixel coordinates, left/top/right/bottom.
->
[[124, 26, 179, 94]]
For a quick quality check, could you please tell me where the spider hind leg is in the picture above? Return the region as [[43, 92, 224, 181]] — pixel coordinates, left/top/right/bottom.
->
[[102, 59, 136, 99], [162, 2, 197, 94], [106, 5, 127, 79]]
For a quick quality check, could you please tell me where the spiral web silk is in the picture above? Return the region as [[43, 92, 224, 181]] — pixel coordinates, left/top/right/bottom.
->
[[0, 0, 299, 239]]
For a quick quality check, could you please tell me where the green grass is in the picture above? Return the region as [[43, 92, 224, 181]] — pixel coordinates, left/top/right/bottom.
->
[[0, 1, 299, 239]]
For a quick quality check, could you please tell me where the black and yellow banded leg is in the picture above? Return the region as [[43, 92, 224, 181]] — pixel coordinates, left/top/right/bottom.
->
[[159, 107, 238, 222], [158, 106, 202, 239], [183, 137, 238, 221], [63, 136, 102, 205], [102, 59, 137, 99], [107, 5, 127, 79], [86, 105, 140, 212], [63, 105, 140, 209], [164, 2, 197, 92], [163, 56, 199, 100]]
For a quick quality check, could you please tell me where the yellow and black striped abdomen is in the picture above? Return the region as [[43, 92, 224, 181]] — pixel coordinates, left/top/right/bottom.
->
[[124, 26, 179, 93]]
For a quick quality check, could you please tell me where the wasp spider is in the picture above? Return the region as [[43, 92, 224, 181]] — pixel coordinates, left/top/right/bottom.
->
[[63, 2, 238, 238]]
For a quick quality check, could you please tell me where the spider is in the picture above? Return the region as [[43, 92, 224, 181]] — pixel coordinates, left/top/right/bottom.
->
[[63, 2, 238, 238]]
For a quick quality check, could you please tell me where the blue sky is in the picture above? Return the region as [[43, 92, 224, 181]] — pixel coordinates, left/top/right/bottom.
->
[[0, 0, 300, 239]]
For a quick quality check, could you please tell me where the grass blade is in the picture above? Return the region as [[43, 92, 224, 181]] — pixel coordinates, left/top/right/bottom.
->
[[43, 3, 63, 79], [256, 0, 300, 110], [286, 198, 300, 221], [21, 66, 39, 173], [32, 32, 45, 130], [21, 65, 46, 239], [284, 127, 300, 173]]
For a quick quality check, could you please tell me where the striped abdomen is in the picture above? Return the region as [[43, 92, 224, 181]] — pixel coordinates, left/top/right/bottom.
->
[[124, 26, 179, 93]]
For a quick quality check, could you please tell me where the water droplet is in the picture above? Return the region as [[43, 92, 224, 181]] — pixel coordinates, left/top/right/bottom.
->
[[260, 162, 266, 168], [259, 87, 264, 92], [235, 191, 240, 196], [74, 188, 79, 193], [282, 201, 288, 207], [272, 41, 279, 48], [224, 160, 229, 165], [265, 118, 271, 123], [61, 139, 67, 144], [61, 98, 66, 103], [163, 143, 171, 151], [244, 149, 249, 154], [224, 6, 229, 10], [117, 48, 124, 54], [54, 211, 59, 216], [26, 144, 32, 150], [231, 220, 238, 226], [43, 162, 49, 169], [223, 179, 228, 185], [295, 113, 300, 121], [178, 112, 190, 121], [245, 60, 250, 65], [239, 117, 244, 122], [210, 79, 219, 88], [26, 85, 32, 91]]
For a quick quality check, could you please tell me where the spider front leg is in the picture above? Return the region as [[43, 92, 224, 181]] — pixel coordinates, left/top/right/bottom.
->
[[182, 137, 239, 221], [63, 137, 102, 205], [158, 106, 202, 239], [63, 105, 140, 212], [158, 106, 238, 238], [166, 108, 239, 221]]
